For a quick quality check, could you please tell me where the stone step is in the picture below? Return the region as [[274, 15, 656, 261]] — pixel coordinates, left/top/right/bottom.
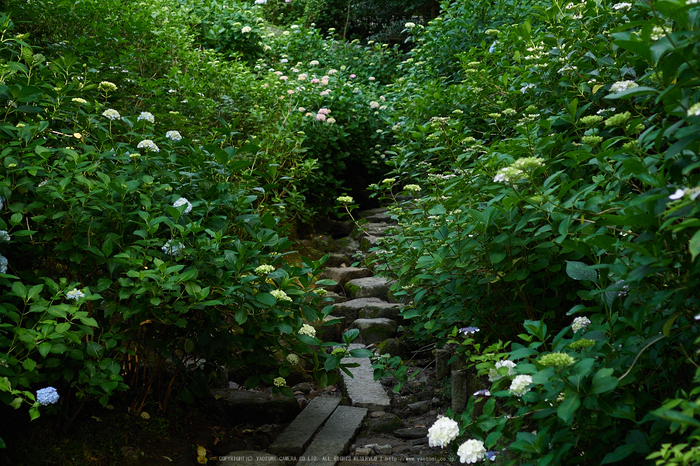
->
[[320, 267, 373, 293], [268, 397, 341, 457], [344, 277, 394, 300], [350, 318, 398, 344], [296, 405, 368, 466], [357, 222, 396, 238], [332, 298, 401, 322], [211, 388, 301, 424], [356, 208, 398, 225], [339, 344, 391, 412]]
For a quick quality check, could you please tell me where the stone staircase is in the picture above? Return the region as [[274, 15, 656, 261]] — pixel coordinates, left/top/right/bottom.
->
[[218, 208, 406, 466]]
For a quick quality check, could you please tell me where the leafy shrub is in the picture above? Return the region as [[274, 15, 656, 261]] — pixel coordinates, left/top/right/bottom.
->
[[0, 4, 379, 451], [368, 0, 700, 463]]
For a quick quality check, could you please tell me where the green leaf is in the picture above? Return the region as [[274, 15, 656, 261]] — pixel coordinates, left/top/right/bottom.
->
[[604, 86, 658, 100], [11, 281, 27, 300], [279, 323, 292, 334], [591, 368, 619, 394], [86, 341, 103, 358], [557, 395, 580, 424], [653, 409, 700, 428], [600, 443, 638, 464], [256, 292, 276, 306], [324, 354, 342, 371], [27, 284, 44, 301], [22, 358, 37, 372], [349, 348, 373, 358], [689, 230, 700, 261], [566, 261, 597, 282], [37, 342, 52, 358], [235, 308, 247, 325]]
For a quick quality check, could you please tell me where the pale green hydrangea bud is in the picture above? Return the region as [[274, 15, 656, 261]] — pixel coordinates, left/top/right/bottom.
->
[[581, 135, 603, 146], [539, 352, 575, 367], [512, 157, 544, 171], [580, 115, 603, 125], [604, 111, 631, 127], [568, 338, 596, 350]]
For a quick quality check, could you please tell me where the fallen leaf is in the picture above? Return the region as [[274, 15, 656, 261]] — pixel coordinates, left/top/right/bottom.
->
[[140, 411, 150, 419], [163, 456, 172, 462], [197, 445, 206, 456]]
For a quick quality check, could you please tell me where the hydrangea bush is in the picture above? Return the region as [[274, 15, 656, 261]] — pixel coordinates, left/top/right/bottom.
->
[[0, 4, 374, 451], [366, 0, 700, 463]]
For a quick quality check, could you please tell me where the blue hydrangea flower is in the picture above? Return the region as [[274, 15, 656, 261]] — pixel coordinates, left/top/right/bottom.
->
[[0, 254, 7, 274], [36, 386, 59, 406], [66, 288, 85, 300], [473, 389, 491, 397], [485, 451, 497, 461], [459, 326, 480, 335]]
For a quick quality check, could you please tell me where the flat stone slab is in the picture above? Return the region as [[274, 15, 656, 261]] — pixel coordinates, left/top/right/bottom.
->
[[344, 277, 394, 300], [268, 397, 341, 457], [218, 451, 282, 466], [360, 222, 396, 237], [296, 405, 368, 466], [356, 208, 397, 224], [320, 267, 373, 292], [339, 344, 391, 412], [211, 389, 301, 424], [358, 301, 404, 320], [332, 298, 387, 321], [350, 318, 398, 344]]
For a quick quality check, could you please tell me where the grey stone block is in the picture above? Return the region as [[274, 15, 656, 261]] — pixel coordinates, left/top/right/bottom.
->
[[268, 397, 341, 457], [320, 267, 373, 292], [350, 318, 398, 345], [344, 277, 394, 300], [358, 302, 404, 320], [339, 344, 391, 412], [211, 389, 301, 424], [296, 405, 368, 466], [332, 298, 385, 321]]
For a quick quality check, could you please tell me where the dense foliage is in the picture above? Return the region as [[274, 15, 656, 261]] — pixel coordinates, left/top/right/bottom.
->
[[2, 0, 700, 463], [367, 0, 700, 463]]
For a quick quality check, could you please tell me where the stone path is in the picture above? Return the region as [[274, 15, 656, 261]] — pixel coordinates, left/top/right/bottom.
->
[[217, 208, 455, 466]]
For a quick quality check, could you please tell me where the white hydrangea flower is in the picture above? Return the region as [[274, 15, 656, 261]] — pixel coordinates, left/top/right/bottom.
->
[[488, 360, 516, 381], [161, 240, 183, 256], [137, 139, 159, 153], [369, 101, 380, 109], [286, 354, 299, 365], [509, 374, 533, 397], [610, 80, 639, 93], [405, 22, 416, 28], [457, 439, 487, 464], [241, 26, 252, 33], [137, 111, 155, 123], [270, 289, 292, 302], [687, 102, 700, 117], [298, 323, 316, 337], [255, 264, 275, 275], [427, 416, 459, 448], [572, 316, 592, 332], [102, 109, 121, 120], [612, 2, 632, 10], [493, 166, 526, 183], [0, 230, 10, 242], [173, 197, 193, 214], [66, 288, 85, 300], [165, 130, 182, 142]]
